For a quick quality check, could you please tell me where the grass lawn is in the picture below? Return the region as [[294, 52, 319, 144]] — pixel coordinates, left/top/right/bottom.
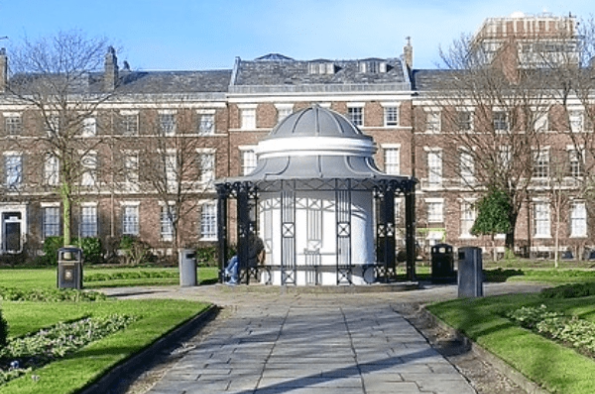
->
[[1, 299, 210, 394], [428, 293, 595, 394], [0, 266, 219, 290]]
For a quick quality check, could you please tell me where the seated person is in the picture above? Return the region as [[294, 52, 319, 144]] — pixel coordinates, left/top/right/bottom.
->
[[225, 234, 265, 285]]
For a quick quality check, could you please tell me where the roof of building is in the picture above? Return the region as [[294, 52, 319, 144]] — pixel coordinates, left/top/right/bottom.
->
[[233, 54, 408, 86], [411, 69, 454, 91], [117, 69, 232, 94], [7, 69, 233, 96]]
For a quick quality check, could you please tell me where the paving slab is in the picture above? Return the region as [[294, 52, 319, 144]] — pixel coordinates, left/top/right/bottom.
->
[[142, 300, 477, 394]]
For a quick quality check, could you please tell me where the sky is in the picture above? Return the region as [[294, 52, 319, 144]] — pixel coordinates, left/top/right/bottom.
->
[[0, 0, 593, 71]]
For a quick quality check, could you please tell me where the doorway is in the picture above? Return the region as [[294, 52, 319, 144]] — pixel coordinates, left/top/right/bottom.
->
[[2, 212, 22, 253]]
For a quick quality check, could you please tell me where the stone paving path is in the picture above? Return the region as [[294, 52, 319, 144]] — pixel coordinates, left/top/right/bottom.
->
[[146, 300, 476, 394]]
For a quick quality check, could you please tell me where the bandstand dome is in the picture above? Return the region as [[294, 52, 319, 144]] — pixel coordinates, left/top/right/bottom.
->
[[216, 105, 417, 286], [234, 105, 404, 183]]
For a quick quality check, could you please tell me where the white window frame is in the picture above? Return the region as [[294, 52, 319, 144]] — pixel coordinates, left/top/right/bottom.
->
[[158, 110, 176, 136], [123, 151, 139, 191], [200, 201, 218, 240], [493, 110, 510, 133], [567, 145, 584, 178], [44, 153, 59, 186], [160, 203, 176, 242], [80, 203, 98, 238], [198, 149, 216, 188], [82, 117, 97, 137], [459, 149, 475, 186], [164, 150, 177, 193], [460, 199, 477, 239], [570, 201, 587, 238], [4, 152, 22, 189], [569, 110, 584, 133], [42, 204, 61, 239], [533, 200, 551, 238], [534, 111, 549, 133], [456, 110, 474, 132], [532, 148, 550, 179], [121, 202, 140, 236], [425, 148, 443, 188], [120, 111, 139, 136], [197, 109, 216, 135], [426, 111, 441, 133], [81, 150, 98, 187], [239, 104, 257, 130], [382, 144, 400, 175], [239, 145, 257, 176], [275, 103, 294, 123], [426, 198, 444, 223], [4, 113, 22, 136], [347, 103, 364, 127], [381, 103, 399, 127]]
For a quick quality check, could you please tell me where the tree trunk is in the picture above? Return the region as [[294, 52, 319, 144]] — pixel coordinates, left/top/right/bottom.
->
[[61, 183, 72, 246], [505, 211, 519, 255]]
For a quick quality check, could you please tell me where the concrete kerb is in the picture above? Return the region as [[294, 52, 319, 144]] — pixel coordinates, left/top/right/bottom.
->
[[216, 281, 421, 294], [79, 304, 219, 394], [419, 305, 550, 394]]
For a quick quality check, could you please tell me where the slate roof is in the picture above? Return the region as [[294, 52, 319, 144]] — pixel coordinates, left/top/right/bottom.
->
[[117, 69, 232, 94], [233, 54, 408, 86], [411, 69, 455, 91], [8, 69, 233, 96]]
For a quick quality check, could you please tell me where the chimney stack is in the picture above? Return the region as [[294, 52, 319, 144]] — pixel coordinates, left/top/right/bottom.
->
[[403, 37, 413, 71], [0, 48, 7, 93], [104, 46, 118, 91]]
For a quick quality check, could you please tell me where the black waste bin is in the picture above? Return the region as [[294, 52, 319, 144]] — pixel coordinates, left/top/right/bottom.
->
[[457, 246, 483, 298], [57, 247, 83, 289], [431, 243, 455, 282]]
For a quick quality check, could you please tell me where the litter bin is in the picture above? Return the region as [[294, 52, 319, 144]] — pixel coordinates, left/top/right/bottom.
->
[[457, 246, 483, 298], [57, 247, 83, 289], [431, 243, 455, 283], [179, 248, 197, 287]]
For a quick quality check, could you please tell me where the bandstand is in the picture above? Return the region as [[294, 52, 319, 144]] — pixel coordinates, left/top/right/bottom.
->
[[216, 105, 417, 286]]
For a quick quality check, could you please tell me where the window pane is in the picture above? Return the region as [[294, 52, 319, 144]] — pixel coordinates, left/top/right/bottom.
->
[[348, 107, 363, 126], [5, 116, 22, 136], [198, 114, 215, 135], [80, 206, 97, 237], [571, 203, 587, 237], [201, 203, 217, 239], [122, 206, 139, 235], [159, 114, 176, 135], [384, 107, 398, 127], [43, 207, 60, 238], [160, 205, 176, 241], [5, 154, 22, 188], [241, 150, 257, 175], [384, 148, 399, 175]]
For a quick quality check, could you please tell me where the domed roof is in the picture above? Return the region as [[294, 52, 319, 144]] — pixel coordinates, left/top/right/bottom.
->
[[266, 105, 371, 141], [218, 105, 410, 184]]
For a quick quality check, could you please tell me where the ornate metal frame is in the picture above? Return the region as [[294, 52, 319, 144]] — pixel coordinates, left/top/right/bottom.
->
[[216, 177, 416, 285]]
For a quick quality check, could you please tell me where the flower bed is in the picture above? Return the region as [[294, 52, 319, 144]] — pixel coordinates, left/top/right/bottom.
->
[[0, 314, 136, 386]]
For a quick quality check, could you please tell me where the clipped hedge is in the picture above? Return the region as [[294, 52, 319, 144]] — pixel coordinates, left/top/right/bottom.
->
[[0, 287, 107, 302], [541, 282, 595, 299], [85, 270, 178, 282]]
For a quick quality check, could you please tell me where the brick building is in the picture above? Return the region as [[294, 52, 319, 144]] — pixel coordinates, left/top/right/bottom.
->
[[0, 12, 592, 260]]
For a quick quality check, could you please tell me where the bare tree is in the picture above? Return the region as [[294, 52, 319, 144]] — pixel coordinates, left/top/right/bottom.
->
[[4, 30, 118, 246], [131, 107, 217, 253], [428, 33, 554, 253]]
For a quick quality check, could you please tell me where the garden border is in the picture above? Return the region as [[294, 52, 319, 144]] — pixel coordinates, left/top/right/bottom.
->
[[421, 305, 550, 394], [79, 304, 219, 394]]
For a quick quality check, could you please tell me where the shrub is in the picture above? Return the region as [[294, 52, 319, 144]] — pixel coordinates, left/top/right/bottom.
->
[[77, 237, 103, 264], [0, 308, 8, 348], [196, 245, 218, 267], [541, 282, 595, 299], [42, 236, 64, 265], [41, 236, 103, 265], [119, 235, 151, 265]]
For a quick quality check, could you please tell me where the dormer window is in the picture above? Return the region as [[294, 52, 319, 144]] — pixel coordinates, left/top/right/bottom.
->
[[308, 62, 334, 75], [359, 60, 387, 73]]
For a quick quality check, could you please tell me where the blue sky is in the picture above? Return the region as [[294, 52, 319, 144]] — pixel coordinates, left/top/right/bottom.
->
[[0, 0, 593, 71]]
